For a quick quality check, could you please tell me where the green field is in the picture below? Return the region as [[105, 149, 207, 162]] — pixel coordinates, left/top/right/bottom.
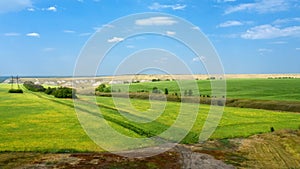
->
[[0, 84, 101, 152], [1, 80, 300, 152], [113, 78, 300, 101]]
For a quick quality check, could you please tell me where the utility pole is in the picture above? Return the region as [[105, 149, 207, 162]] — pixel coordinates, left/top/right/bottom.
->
[[17, 75, 20, 89], [11, 76, 13, 89]]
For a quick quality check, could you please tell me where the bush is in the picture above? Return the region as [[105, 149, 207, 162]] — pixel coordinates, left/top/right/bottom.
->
[[188, 89, 193, 96], [164, 88, 168, 95], [270, 127, 275, 132], [45, 87, 56, 95], [95, 84, 111, 93], [8, 89, 23, 93], [152, 79, 160, 82], [53, 87, 76, 98], [152, 87, 159, 93], [23, 81, 45, 92]]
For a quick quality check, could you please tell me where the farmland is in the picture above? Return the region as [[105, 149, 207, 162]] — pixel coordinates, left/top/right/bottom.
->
[[112, 78, 300, 101], [0, 84, 101, 152], [1, 78, 300, 152], [1, 77, 300, 168]]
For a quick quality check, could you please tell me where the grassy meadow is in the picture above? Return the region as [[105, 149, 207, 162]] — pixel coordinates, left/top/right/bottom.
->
[[0, 84, 101, 152], [1, 77, 300, 152], [112, 78, 300, 101], [95, 97, 300, 142]]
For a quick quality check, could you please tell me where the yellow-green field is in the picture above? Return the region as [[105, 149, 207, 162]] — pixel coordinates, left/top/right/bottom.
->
[[1, 83, 300, 152]]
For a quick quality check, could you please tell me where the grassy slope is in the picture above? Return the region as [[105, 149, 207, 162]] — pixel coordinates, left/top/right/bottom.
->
[[1, 83, 300, 152], [112, 78, 300, 101], [0, 84, 101, 152], [95, 97, 300, 142]]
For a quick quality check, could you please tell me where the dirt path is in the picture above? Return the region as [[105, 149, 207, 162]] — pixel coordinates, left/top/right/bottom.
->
[[0, 148, 233, 169]]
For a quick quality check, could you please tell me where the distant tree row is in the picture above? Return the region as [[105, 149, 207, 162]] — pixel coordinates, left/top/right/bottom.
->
[[23, 81, 76, 98], [268, 77, 296, 79], [23, 81, 46, 92], [45, 87, 76, 98]]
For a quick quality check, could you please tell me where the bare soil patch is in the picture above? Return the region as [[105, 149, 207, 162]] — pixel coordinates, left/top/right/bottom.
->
[[1, 130, 299, 169]]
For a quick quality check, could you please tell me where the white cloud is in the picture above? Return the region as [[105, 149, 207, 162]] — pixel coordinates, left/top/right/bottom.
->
[[27, 7, 35, 12], [93, 24, 114, 31], [79, 33, 92, 37], [258, 48, 272, 52], [126, 45, 135, 49], [93, 26, 102, 31], [135, 17, 177, 26], [26, 32, 40, 38], [43, 48, 55, 52], [225, 0, 290, 14], [258, 48, 273, 55], [273, 17, 300, 25], [218, 20, 243, 28], [192, 56, 205, 62], [154, 57, 168, 64], [217, 0, 236, 2], [166, 31, 176, 36], [102, 24, 114, 28], [269, 41, 287, 44], [63, 30, 76, 33], [191, 26, 201, 30], [46, 6, 57, 12], [4, 32, 20, 36], [241, 24, 300, 39], [149, 2, 186, 10], [107, 37, 124, 43], [0, 0, 32, 13]]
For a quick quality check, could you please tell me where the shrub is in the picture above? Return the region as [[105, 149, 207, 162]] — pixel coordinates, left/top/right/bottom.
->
[[164, 88, 168, 95], [8, 89, 23, 93], [53, 87, 76, 98], [95, 84, 111, 93], [152, 79, 160, 82], [23, 81, 45, 92], [45, 87, 56, 95], [152, 87, 160, 93], [188, 89, 193, 96]]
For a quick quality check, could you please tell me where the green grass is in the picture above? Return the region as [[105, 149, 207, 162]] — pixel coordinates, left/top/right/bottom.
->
[[112, 78, 300, 101], [0, 84, 101, 152], [1, 82, 300, 152], [95, 97, 300, 142]]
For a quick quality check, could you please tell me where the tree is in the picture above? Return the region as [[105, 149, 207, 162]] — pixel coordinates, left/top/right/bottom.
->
[[95, 84, 111, 93], [45, 87, 56, 95], [95, 84, 106, 92], [23, 81, 45, 92], [152, 87, 159, 93], [8, 89, 23, 93], [188, 89, 193, 96], [164, 88, 168, 95], [53, 87, 76, 98]]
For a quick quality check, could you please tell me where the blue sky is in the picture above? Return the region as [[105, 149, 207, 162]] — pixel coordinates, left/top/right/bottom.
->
[[0, 0, 300, 76]]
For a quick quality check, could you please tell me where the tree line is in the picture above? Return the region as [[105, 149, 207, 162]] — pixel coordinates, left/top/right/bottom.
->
[[23, 81, 76, 98]]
